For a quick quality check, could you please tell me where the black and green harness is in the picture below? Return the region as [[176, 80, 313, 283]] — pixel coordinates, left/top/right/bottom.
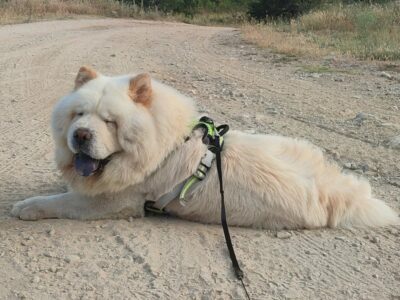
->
[[145, 116, 250, 299]]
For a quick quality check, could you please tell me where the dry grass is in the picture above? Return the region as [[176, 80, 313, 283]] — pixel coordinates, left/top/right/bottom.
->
[[242, 22, 329, 58], [242, 2, 400, 61], [0, 0, 148, 24], [0, 0, 246, 26]]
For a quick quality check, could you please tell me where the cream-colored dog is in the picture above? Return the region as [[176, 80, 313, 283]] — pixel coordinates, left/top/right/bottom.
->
[[12, 67, 399, 229]]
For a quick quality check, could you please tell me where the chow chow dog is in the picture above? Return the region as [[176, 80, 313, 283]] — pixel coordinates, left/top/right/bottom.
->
[[11, 66, 399, 229]]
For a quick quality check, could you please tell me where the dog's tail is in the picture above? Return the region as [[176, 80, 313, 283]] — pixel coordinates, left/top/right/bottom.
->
[[336, 197, 399, 228], [324, 172, 399, 228]]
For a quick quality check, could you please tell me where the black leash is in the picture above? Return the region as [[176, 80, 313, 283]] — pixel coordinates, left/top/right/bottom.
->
[[214, 134, 250, 300]]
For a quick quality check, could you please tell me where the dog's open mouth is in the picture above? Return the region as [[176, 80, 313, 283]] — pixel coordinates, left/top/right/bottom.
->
[[73, 152, 110, 177]]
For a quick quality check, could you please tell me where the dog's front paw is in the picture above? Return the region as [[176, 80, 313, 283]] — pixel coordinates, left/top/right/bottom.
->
[[11, 197, 51, 221]]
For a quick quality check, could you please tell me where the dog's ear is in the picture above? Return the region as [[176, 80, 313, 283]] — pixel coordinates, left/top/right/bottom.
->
[[75, 66, 98, 90], [128, 73, 152, 106]]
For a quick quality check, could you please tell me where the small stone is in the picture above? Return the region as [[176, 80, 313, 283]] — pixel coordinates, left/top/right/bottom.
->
[[46, 229, 55, 236], [344, 162, 351, 169], [276, 231, 292, 239], [334, 77, 344, 82], [380, 71, 392, 80], [372, 274, 378, 279], [353, 112, 368, 125], [268, 281, 278, 289], [370, 236, 380, 244], [335, 236, 346, 241], [389, 229, 398, 236], [32, 276, 40, 283], [64, 255, 80, 263], [353, 266, 361, 272], [386, 136, 400, 149], [344, 162, 357, 170], [360, 164, 369, 172], [110, 54, 116, 57]]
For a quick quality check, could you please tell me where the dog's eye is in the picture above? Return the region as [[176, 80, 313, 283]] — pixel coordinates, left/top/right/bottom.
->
[[105, 120, 116, 126], [76, 112, 84, 117]]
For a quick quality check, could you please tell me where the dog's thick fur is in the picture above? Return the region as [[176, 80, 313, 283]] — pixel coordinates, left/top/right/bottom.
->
[[12, 67, 399, 229]]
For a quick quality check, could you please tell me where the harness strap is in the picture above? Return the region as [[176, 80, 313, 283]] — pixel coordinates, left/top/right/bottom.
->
[[151, 181, 185, 211]]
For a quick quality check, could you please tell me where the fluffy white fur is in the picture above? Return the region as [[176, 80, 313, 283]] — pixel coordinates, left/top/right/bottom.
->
[[12, 67, 399, 229]]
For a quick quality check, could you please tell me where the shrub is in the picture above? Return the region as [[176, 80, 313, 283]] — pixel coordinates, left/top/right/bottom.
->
[[248, 0, 321, 20]]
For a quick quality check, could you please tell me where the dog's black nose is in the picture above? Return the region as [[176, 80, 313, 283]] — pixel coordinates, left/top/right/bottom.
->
[[73, 128, 92, 145]]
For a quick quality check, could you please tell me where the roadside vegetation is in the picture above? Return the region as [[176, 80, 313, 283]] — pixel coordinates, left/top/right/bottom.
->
[[243, 1, 400, 60], [1, 0, 399, 61]]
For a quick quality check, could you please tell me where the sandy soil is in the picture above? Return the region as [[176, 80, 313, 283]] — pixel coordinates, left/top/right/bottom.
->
[[0, 19, 399, 300]]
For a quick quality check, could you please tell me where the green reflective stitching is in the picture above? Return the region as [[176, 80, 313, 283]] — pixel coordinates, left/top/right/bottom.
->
[[179, 177, 198, 200]]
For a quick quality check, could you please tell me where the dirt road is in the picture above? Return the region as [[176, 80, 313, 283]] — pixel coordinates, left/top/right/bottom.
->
[[0, 19, 399, 300]]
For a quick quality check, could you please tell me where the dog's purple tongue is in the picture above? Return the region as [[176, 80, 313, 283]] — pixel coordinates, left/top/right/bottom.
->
[[74, 153, 100, 177]]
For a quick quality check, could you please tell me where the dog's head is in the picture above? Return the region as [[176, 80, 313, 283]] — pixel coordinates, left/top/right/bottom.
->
[[52, 66, 196, 195]]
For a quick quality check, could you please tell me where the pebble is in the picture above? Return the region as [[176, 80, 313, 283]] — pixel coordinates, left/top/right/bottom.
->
[[370, 236, 380, 244], [64, 255, 80, 263], [353, 266, 361, 272], [353, 112, 368, 125], [276, 231, 292, 239], [387, 136, 400, 149], [43, 251, 55, 258], [32, 276, 40, 283], [360, 164, 369, 172], [110, 54, 116, 57], [344, 162, 357, 170], [380, 71, 392, 80], [335, 236, 346, 241], [46, 229, 55, 236]]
